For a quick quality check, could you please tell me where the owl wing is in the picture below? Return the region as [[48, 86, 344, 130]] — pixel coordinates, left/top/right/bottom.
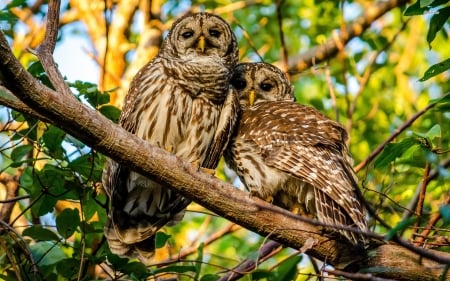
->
[[241, 101, 367, 240], [202, 87, 240, 169]]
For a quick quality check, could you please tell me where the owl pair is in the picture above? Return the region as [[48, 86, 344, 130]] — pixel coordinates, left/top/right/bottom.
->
[[103, 12, 368, 264]]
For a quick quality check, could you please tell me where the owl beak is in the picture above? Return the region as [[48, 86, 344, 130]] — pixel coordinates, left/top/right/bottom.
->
[[248, 90, 256, 106], [198, 35, 205, 52]]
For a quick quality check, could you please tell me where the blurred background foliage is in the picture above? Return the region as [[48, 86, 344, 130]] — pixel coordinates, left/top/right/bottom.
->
[[0, 0, 449, 280]]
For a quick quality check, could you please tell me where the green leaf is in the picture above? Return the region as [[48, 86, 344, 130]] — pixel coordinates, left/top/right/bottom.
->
[[420, 0, 434, 7], [42, 126, 65, 158], [425, 124, 441, 140], [419, 58, 450, 81], [439, 205, 450, 224], [153, 265, 196, 274], [29, 164, 67, 216], [427, 6, 450, 46], [251, 270, 275, 280], [30, 241, 66, 266], [385, 217, 417, 240], [99, 105, 121, 123], [120, 261, 150, 279], [10, 144, 33, 163], [374, 138, 419, 168], [32, 194, 58, 217], [27, 61, 46, 77], [56, 208, 80, 238], [20, 166, 34, 189], [200, 274, 220, 281], [68, 153, 103, 179], [155, 231, 171, 249], [23, 225, 59, 241], [107, 253, 130, 269], [274, 255, 302, 281], [56, 258, 80, 278], [195, 243, 204, 279], [70, 80, 110, 107], [404, 0, 449, 15]]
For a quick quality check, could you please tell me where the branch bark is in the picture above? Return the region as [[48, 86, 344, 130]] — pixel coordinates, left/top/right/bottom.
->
[[0, 31, 449, 280], [288, 0, 412, 74]]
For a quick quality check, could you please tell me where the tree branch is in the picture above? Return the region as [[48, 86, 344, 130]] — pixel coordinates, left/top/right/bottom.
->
[[288, 0, 412, 74]]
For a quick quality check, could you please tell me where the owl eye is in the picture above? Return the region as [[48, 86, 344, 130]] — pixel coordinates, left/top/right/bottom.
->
[[260, 83, 274, 91], [209, 28, 221, 37], [181, 31, 194, 39], [232, 79, 247, 90]]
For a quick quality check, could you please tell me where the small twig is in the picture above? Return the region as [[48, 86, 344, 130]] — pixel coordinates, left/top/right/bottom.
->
[[162, 223, 240, 263], [346, 19, 410, 135], [288, 0, 411, 74], [0, 195, 30, 203], [403, 156, 450, 221], [324, 63, 339, 122], [0, 219, 41, 278], [233, 18, 264, 62], [354, 100, 439, 173], [276, 0, 289, 79], [414, 192, 450, 246], [218, 240, 283, 281], [412, 161, 431, 239]]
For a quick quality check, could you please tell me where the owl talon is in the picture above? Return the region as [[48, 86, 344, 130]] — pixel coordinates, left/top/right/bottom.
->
[[200, 167, 216, 175], [248, 191, 273, 203]]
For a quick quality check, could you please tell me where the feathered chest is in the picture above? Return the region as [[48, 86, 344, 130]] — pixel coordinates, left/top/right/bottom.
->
[[126, 70, 221, 162]]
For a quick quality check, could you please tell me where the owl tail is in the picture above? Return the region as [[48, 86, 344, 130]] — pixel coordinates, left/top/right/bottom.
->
[[104, 216, 156, 264]]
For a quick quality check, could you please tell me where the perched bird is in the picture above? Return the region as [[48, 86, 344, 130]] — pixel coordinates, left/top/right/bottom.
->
[[225, 62, 368, 244], [103, 12, 239, 262]]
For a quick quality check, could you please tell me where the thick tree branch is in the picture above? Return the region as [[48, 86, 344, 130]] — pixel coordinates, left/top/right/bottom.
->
[[288, 0, 411, 74], [1, 31, 450, 280]]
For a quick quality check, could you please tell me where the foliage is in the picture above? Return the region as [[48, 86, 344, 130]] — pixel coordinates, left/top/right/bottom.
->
[[0, 0, 449, 280]]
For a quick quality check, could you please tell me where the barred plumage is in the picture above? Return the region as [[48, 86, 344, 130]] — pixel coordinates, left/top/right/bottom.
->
[[103, 13, 239, 263], [225, 62, 368, 244]]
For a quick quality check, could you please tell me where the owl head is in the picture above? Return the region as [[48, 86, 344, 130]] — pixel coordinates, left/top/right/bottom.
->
[[231, 62, 295, 108], [160, 12, 238, 70]]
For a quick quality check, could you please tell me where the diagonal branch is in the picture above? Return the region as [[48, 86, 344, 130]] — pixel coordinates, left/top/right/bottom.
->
[[288, 0, 411, 74]]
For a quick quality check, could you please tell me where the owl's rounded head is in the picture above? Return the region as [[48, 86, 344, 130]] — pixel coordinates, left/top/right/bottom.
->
[[231, 62, 295, 108], [160, 12, 238, 69]]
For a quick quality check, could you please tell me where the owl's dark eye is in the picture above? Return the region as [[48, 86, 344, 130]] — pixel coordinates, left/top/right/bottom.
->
[[232, 79, 247, 90], [209, 29, 221, 37], [260, 83, 274, 91], [181, 31, 194, 39]]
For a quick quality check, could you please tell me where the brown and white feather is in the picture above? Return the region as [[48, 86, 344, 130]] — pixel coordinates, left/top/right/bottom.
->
[[103, 13, 239, 263], [225, 63, 367, 244]]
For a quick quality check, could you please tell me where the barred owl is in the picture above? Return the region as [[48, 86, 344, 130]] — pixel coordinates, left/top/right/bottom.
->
[[103, 13, 239, 263], [225, 62, 367, 244]]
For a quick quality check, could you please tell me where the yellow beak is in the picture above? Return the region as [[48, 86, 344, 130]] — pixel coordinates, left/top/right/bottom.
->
[[249, 90, 256, 106], [198, 35, 205, 52]]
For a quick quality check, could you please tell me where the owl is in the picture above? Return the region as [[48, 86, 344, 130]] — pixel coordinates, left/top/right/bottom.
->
[[103, 12, 239, 263], [225, 62, 368, 244]]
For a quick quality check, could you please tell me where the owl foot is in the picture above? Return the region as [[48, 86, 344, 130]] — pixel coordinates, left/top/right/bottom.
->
[[200, 167, 216, 175], [191, 161, 215, 175], [165, 145, 173, 153], [249, 191, 273, 203]]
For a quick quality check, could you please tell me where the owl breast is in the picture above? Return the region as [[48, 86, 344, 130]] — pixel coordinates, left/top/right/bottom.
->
[[133, 73, 221, 163]]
